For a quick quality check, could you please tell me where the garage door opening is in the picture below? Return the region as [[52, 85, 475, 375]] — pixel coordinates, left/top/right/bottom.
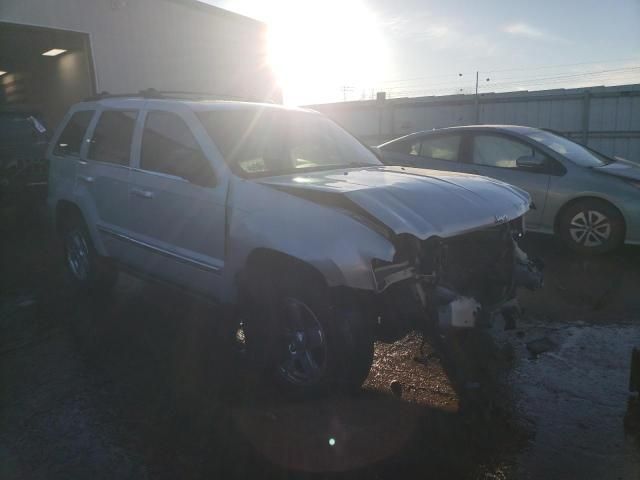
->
[[0, 22, 95, 130]]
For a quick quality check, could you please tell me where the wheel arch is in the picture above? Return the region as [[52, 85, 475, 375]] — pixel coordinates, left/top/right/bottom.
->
[[553, 195, 626, 237], [55, 200, 84, 234], [55, 199, 107, 256], [239, 248, 329, 299]]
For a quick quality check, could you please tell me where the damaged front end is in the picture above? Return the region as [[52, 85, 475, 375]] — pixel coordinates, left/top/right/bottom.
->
[[373, 217, 543, 342]]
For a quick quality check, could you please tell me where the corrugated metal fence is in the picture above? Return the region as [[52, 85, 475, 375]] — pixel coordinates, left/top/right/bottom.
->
[[309, 84, 640, 162]]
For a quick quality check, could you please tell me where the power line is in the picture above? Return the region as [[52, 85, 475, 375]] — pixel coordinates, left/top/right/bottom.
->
[[378, 66, 640, 98], [482, 66, 640, 89], [375, 57, 640, 88], [481, 56, 640, 74]]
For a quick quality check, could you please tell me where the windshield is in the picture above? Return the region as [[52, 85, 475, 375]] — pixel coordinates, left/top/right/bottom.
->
[[197, 109, 380, 177], [525, 130, 610, 167]]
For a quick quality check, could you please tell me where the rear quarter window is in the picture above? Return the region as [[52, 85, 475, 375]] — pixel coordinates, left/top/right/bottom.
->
[[54, 110, 94, 156]]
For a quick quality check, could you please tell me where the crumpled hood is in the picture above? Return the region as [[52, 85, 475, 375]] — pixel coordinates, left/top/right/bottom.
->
[[258, 166, 530, 239]]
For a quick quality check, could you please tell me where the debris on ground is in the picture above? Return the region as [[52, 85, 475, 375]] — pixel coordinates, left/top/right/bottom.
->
[[390, 379, 403, 397], [412, 354, 429, 365], [15, 294, 37, 308], [525, 337, 556, 356]]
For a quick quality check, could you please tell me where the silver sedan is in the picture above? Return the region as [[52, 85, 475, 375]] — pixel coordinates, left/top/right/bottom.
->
[[379, 125, 640, 254]]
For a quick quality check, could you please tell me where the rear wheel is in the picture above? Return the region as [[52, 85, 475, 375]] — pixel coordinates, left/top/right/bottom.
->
[[243, 270, 374, 396], [558, 199, 624, 254], [63, 218, 118, 294]]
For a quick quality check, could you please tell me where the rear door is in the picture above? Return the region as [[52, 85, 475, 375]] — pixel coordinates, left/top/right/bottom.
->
[[381, 133, 463, 172], [48, 108, 94, 208], [127, 108, 226, 297], [75, 107, 138, 259], [459, 132, 551, 227]]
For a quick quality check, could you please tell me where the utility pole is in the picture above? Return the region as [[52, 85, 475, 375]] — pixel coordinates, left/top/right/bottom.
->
[[474, 72, 490, 123], [474, 71, 480, 124]]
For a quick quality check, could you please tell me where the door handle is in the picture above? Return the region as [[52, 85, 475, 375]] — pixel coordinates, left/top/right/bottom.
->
[[78, 175, 95, 183], [131, 188, 154, 199]]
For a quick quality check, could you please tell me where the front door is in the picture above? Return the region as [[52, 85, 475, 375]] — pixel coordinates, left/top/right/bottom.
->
[[459, 133, 551, 227]]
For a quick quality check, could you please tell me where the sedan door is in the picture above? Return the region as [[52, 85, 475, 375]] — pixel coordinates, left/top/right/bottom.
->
[[458, 133, 551, 227], [381, 133, 463, 172], [127, 109, 227, 298]]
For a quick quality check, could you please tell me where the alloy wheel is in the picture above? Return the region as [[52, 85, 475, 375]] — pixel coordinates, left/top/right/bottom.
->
[[277, 297, 327, 386], [568, 210, 611, 248]]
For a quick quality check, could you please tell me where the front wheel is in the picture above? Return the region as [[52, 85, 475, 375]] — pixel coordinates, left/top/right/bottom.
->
[[558, 199, 624, 254], [243, 273, 374, 396]]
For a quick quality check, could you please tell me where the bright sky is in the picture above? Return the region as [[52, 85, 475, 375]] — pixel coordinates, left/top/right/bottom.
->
[[206, 0, 640, 106]]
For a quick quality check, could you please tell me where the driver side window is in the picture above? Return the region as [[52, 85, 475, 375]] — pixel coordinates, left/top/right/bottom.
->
[[141, 111, 215, 187], [472, 134, 538, 169]]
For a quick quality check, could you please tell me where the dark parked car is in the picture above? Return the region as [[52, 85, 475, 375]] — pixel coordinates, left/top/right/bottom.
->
[[0, 110, 49, 214], [379, 125, 640, 254]]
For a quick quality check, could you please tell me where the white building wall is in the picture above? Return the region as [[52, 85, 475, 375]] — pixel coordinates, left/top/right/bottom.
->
[[0, 0, 279, 101]]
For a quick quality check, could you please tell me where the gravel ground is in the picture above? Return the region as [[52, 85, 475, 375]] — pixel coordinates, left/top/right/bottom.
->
[[1, 217, 639, 479]]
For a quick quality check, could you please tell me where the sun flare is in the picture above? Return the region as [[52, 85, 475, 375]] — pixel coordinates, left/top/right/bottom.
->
[[266, 0, 389, 105]]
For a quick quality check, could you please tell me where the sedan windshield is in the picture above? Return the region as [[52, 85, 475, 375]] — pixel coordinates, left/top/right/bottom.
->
[[525, 130, 610, 167], [197, 108, 380, 177]]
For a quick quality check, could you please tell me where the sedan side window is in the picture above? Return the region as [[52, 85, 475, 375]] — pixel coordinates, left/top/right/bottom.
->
[[419, 135, 461, 161], [141, 111, 215, 188], [472, 134, 537, 169], [88, 110, 137, 165], [382, 138, 420, 156]]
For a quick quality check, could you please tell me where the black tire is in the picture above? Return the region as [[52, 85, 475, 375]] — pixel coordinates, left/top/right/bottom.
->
[[243, 270, 374, 396], [558, 199, 624, 254], [62, 217, 118, 294]]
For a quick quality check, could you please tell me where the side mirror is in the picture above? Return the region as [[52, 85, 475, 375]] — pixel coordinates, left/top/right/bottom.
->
[[516, 155, 545, 169]]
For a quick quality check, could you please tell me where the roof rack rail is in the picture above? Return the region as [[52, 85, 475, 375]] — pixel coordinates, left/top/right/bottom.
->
[[84, 88, 274, 103]]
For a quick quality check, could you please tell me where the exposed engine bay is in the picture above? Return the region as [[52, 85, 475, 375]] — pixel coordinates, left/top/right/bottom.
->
[[373, 217, 543, 342]]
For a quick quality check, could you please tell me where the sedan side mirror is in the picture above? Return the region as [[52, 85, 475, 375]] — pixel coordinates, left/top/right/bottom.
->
[[516, 155, 545, 169]]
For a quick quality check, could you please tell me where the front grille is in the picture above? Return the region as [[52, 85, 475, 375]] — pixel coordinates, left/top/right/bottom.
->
[[419, 223, 515, 305]]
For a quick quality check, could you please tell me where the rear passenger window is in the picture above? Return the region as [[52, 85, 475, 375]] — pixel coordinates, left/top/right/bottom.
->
[[88, 110, 137, 165], [140, 111, 215, 187], [54, 110, 94, 156], [383, 138, 421, 156], [419, 135, 461, 161]]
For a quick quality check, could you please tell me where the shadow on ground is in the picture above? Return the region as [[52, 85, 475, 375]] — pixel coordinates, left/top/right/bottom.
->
[[1, 218, 639, 479]]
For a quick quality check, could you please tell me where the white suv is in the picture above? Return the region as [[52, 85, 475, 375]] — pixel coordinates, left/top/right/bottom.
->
[[47, 93, 542, 395]]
